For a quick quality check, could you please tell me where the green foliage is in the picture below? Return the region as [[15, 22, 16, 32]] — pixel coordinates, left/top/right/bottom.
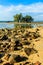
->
[[14, 13, 22, 22], [13, 13, 34, 28], [24, 15, 33, 22]]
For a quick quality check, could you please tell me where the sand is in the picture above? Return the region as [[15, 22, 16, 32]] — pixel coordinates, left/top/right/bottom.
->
[[0, 26, 43, 65]]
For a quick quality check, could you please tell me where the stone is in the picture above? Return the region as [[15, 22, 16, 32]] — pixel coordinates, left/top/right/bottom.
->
[[14, 55, 28, 62], [1, 35, 8, 40], [4, 63, 13, 65], [34, 61, 41, 65], [0, 53, 5, 58], [0, 59, 3, 63], [24, 48, 38, 56], [23, 62, 30, 65], [14, 40, 23, 50], [24, 41, 31, 45]]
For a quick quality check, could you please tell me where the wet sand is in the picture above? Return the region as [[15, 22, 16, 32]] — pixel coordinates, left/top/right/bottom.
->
[[0, 26, 43, 65]]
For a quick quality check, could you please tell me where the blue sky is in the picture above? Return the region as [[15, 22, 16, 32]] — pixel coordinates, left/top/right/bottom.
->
[[0, 0, 42, 5], [0, 0, 43, 21]]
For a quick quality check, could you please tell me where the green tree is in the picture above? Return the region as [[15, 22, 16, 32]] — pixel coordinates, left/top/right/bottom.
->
[[25, 15, 33, 28], [22, 15, 33, 22], [21, 15, 33, 28], [14, 13, 22, 22], [21, 17, 25, 22], [14, 13, 34, 28]]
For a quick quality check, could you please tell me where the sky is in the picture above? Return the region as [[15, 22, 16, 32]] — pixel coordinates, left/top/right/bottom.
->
[[0, 0, 43, 21]]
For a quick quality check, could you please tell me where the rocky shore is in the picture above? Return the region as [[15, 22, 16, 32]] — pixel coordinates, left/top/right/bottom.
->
[[0, 26, 43, 65]]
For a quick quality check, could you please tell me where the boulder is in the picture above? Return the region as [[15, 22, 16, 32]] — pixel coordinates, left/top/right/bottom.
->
[[14, 55, 28, 62], [24, 48, 38, 56], [1, 35, 8, 40]]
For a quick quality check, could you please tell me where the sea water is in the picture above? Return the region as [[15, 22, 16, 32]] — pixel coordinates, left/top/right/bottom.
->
[[0, 23, 14, 29], [0, 22, 43, 29]]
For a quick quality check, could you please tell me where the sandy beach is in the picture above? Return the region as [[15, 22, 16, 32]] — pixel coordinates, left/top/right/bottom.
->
[[0, 26, 43, 65]]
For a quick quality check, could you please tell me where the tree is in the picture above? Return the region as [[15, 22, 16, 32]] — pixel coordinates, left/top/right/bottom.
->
[[13, 13, 34, 28], [21, 15, 33, 28], [22, 15, 33, 22], [14, 13, 33, 23], [14, 13, 22, 22], [21, 17, 26, 22]]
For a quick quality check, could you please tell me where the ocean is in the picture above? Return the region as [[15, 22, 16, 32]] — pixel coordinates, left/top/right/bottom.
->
[[0, 23, 14, 29], [0, 23, 37, 29], [0, 21, 43, 29]]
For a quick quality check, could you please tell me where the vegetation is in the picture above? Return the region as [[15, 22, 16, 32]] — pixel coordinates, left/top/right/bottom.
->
[[14, 13, 23, 22], [14, 13, 33, 28]]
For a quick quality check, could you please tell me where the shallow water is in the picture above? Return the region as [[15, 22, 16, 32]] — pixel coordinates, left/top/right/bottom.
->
[[0, 23, 14, 29], [0, 23, 43, 29]]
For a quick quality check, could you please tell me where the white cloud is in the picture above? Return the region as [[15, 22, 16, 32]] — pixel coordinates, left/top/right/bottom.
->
[[0, 2, 43, 21]]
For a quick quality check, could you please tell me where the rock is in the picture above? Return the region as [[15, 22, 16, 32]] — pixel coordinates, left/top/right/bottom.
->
[[34, 61, 41, 65], [0, 43, 3, 45], [1, 35, 8, 40], [14, 40, 23, 50], [5, 43, 8, 45], [36, 29, 39, 32], [33, 33, 40, 39], [3, 54, 11, 61], [0, 53, 5, 58], [0, 59, 3, 63], [7, 45, 10, 49], [24, 33, 29, 38], [8, 38, 11, 42], [14, 55, 28, 62], [2, 29, 5, 31], [24, 48, 38, 56], [23, 38, 27, 40], [24, 32, 33, 38], [24, 41, 31, 45], [8, 54, 15, 64], [4, 63, 13, 65], [14, 43, 23, 50], [9, 54, 27, 63], [20, 63, 22, 65], [4, 48, 7, 52], [23, 62, 30, 65], [0, 50, 4, 53], [2, 44, 6, 48], [30, 38, 32, 40], [15, 39, 20, 44]]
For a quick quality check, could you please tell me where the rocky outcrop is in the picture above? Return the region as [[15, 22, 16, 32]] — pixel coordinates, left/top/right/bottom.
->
[[0, 27, 42, 65]]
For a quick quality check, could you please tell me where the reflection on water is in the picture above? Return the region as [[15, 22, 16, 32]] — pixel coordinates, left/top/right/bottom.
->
[[0, 23, 43, 29], [0, 23, 14, 29]]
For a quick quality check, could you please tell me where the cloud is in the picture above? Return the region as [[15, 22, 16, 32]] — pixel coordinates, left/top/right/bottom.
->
[[0, 2, 43, 21]]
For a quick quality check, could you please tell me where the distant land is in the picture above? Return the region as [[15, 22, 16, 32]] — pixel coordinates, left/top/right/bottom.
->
[[0, 21, 43, 23], [0, 21, 14, 22]]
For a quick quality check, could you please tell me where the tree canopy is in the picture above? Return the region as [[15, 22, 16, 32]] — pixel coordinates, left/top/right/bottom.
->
[[14, 13, 22, 22], [14, 13, 34, 28], [14, 13, 33, 23]]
